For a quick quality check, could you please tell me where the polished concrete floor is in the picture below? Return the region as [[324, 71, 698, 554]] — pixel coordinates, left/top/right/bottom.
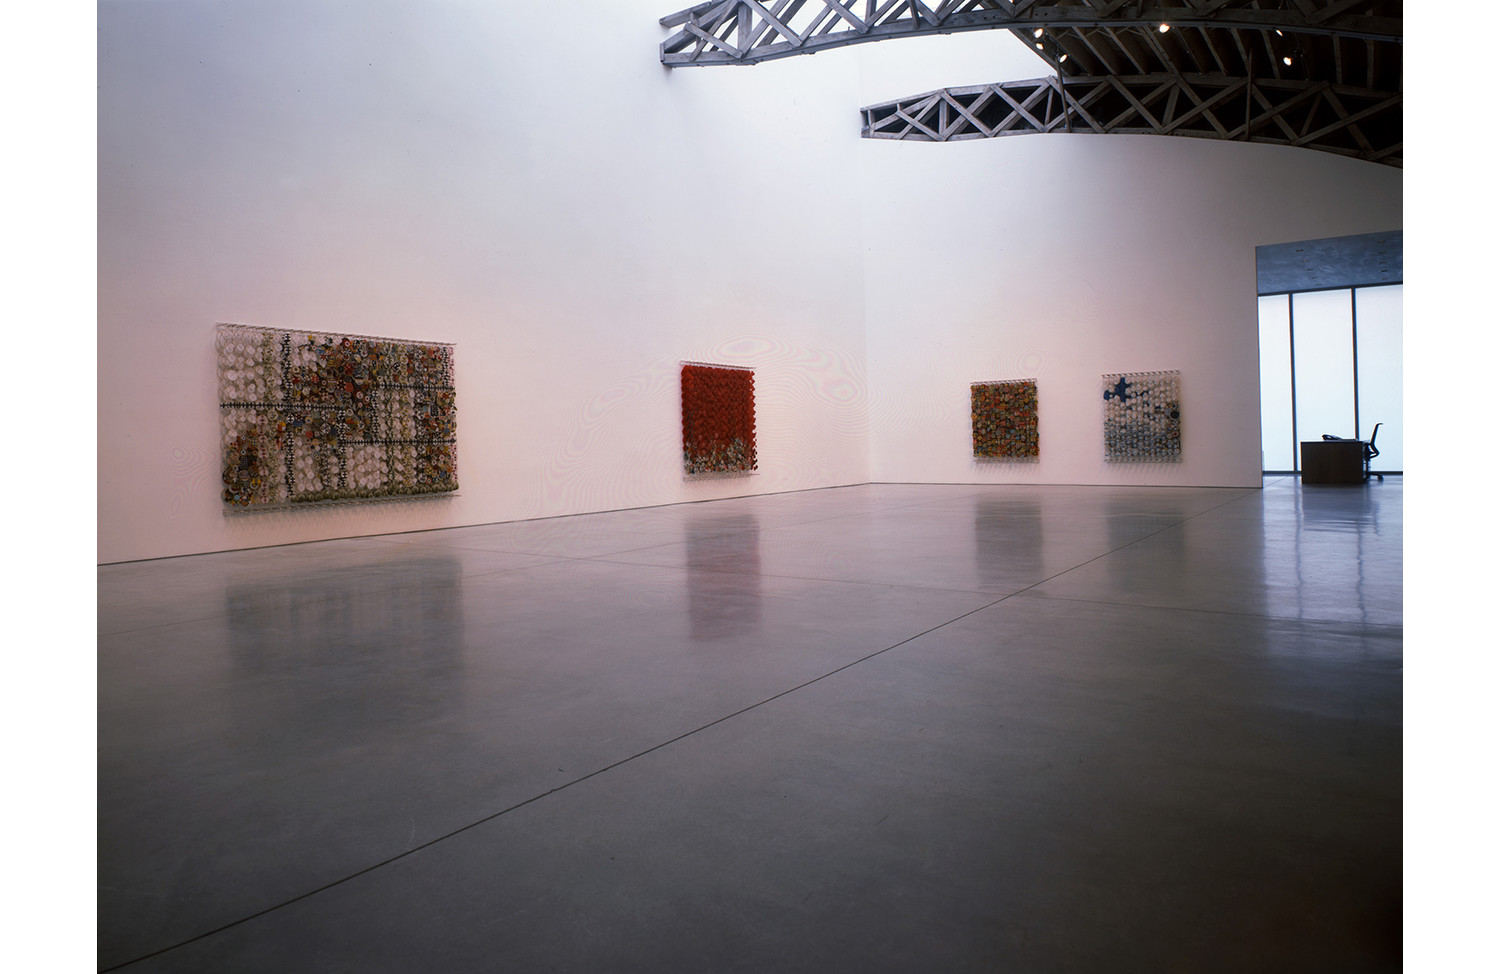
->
[[98, 478, 1402, 972]]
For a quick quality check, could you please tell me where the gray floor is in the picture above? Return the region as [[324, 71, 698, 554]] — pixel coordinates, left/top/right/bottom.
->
[[98, 478, 1402, 973]]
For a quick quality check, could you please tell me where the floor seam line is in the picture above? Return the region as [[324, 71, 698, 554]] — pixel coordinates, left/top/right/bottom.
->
[[99, 480, 1396, 971], [1007, 591, 1403, 629], [101, 510, 1180, 970], [97, 588, 1026, 972]]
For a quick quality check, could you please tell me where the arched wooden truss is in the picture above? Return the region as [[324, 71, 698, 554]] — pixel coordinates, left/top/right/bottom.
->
[[862, 74, 1401, 166], [660, 1, 1402, 167]]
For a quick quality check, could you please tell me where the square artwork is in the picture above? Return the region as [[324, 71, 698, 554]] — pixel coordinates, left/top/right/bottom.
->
[[1102, 370, 1182, 461], [217, 323, 458, 509], [681, 363, 756, 475], [971, 379, 1039, 459]]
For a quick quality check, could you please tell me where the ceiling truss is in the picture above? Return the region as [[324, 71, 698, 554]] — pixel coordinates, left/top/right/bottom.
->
[[660, 1, 1401, 68], [659, 1, 1402, 167], [862, 74, 1401, 166]]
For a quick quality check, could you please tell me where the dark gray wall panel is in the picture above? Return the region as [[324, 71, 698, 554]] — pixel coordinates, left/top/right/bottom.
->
[[1256, 230, 1402, 294]]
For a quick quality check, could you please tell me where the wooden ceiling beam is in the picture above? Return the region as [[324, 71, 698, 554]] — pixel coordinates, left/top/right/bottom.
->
[[661, 0, 1401, 66], [1070, 26, 1129, 74], [1177, 25, 1219, 73], [673, 3, 1402, 169], [1259, 28, 1284, 80], [861, 73, 1400, 166], [1102, 26, 1152, 74]]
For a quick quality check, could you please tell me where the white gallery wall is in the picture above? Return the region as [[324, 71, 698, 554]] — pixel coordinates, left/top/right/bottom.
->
[[98, 2, 1402, 563], [851, 30, 1402, 488], [859, 132, 1402, 488], [98, 0, 873, 563]]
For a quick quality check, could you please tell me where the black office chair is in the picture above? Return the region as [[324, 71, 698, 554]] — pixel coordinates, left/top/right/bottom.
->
[[1363, 423, 1383, 482]]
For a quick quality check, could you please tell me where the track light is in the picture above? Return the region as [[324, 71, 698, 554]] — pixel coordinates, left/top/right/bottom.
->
[[1033, 28, 1044, 38]]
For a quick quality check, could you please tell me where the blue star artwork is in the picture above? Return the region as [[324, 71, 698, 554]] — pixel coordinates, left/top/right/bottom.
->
[[1102, 371, 1182, 462]]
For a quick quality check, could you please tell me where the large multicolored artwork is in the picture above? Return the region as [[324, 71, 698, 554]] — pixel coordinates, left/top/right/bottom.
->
[[681, 363, 756, 475], [217, 323, 458, 510], [971, 379, 1039, 460], [1102, 370, 1182, 461]]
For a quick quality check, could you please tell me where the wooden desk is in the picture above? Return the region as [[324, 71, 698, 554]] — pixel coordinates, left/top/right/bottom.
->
[[1300, 440, 1365, 485]]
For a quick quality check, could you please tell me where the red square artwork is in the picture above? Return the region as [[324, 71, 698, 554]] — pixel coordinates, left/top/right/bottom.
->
[[681, 364, 756, 475]]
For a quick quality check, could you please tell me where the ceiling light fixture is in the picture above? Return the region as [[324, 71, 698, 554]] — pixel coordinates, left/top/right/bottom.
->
[[1283, 55, 1293, 66], [1158, 23, 1170, 33], [1033, 28, 1044, 38]]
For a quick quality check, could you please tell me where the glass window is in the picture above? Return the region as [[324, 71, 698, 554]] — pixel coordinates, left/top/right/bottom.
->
[[1258, 285, 1402, 474], [1257, 294, 1294, 470], [1292, 289, 1357, 446], [1355, 285, 1402, 471]]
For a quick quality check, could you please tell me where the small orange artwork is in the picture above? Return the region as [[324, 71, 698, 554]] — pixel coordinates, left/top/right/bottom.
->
[[971, 380, 1039, 459]]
